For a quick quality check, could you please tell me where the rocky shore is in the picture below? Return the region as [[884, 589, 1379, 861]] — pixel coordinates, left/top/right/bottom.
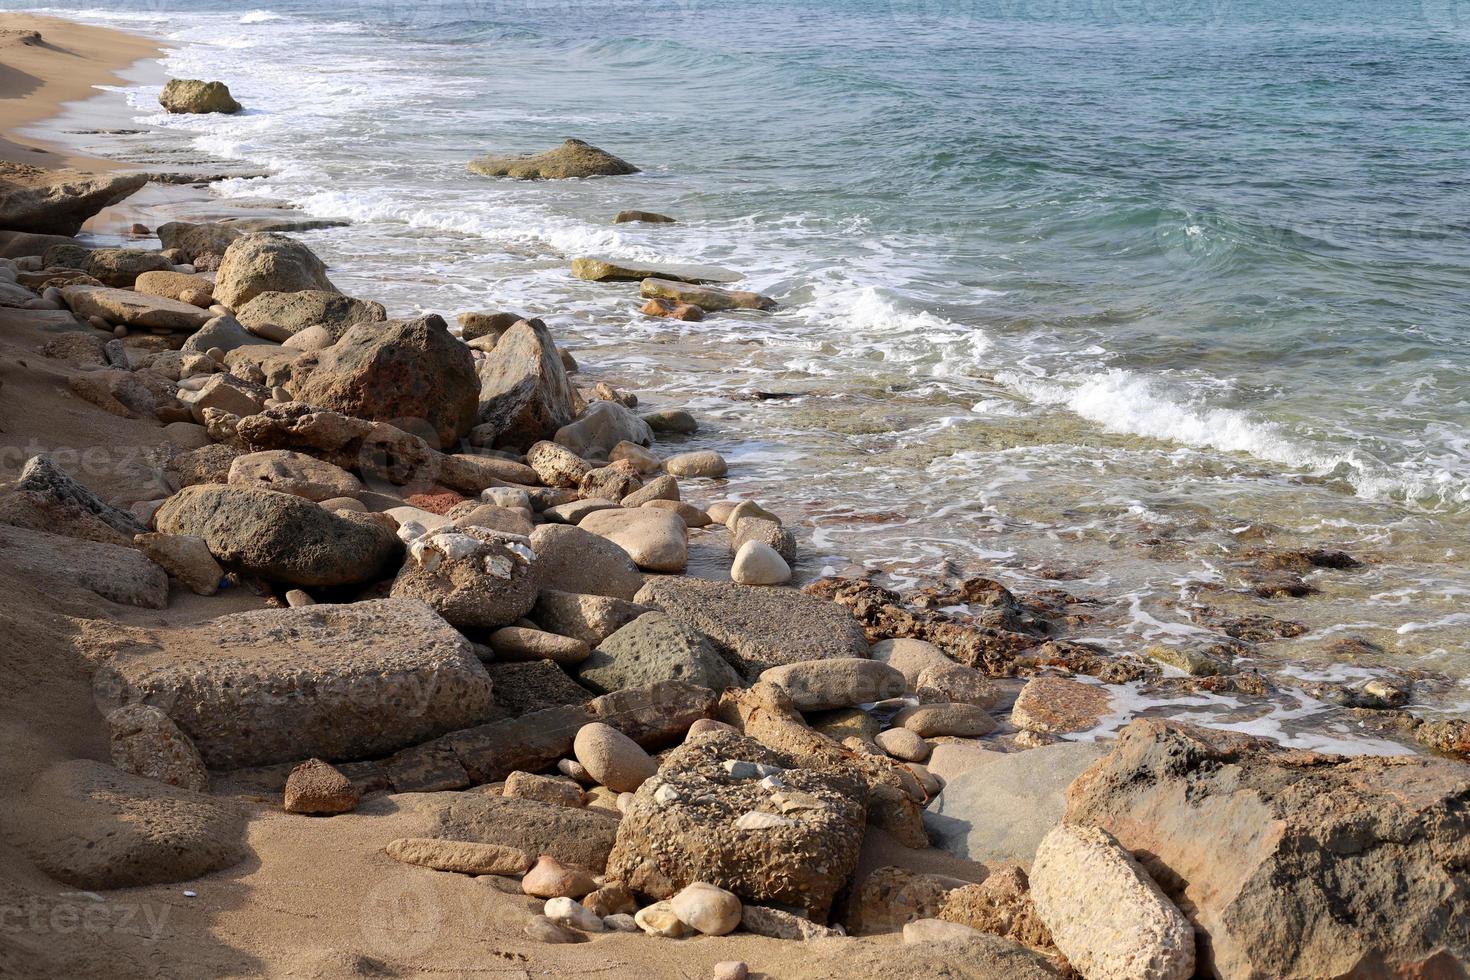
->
[[1, 34, 1468, 980]]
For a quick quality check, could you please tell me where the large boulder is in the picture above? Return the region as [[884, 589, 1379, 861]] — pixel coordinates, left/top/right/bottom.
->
[[467, 139, 638, 180], [92, 599, 497, 768], [1065, 719, 1470, 979], [634, 577, 869, 677], [390, 526, 538, 629], [61, 284, 212, 331], [925, 740, 1107, 866], [213, 232, 337, 309], [475, 318, 579, 450], [290, 314, 479, 447], [578, 611, 742, 694], [0, 523, 168, 608], [159, 78, 242, 114], [155, 484, 401, 587], [553, 399, 654, 458], [156, 220, 242, 263], [12, 760, 248, 889], [0, 162, 147, 236], [604, 730, 867, 921], [236, 288, 387, 340], [0, 452, 144, 545]]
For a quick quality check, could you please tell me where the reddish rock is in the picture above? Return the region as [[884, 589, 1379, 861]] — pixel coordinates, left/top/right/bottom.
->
[[640, 297, 704, 321]]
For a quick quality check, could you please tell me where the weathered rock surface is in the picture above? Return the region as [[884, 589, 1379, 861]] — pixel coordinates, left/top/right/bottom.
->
[[468, 139, 638, 180], [13, 760, 247, 888], [476, 318, 579, 449], [292, 314, 479, 447], [156, 484, 399, 587], [384, 837, 530, 875], [61, 284, 212, 331], [1065, 718, 1470, 979], [573, 258, 738, 285], [553, 399, 653, 458], [0, 162, 147, 236], [236, 289, 386, 339], [1012, 675, 1113, 734], [156, 220, 241, 263], [578, 611, 742, 695], [926, 740, 1108, 865], [227, 449, 364, 501], [893, 702, 997, 738], [526, 440, 592, 488], [604, 730, 868, 921], [403, 792, 620, 871], [503, 770, 584, 808], [1031, 824, 1194, 980], [0, 523, 167, 608], [529, 523, 644, 600], [640, 276, 777, 312], [213, 232, 337, 309], [159, 78, 241, 114], [391, 525, 537, 629], [282, 758, 360, 815], [92, 599, 496, 768], [636, 577, 869, 678], [82, 247, 174, 287], [2, 452, 143, 545], [532, 588, 648, 645], [760, 658, 905, 711], [939, 866, 1056, 954], [106, 703, 209, 791]]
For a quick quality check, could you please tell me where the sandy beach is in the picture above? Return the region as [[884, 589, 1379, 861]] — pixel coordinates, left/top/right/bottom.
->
[[1, 9, 1466, 980]]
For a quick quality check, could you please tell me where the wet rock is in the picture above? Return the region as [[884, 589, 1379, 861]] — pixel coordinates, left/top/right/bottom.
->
[[533, 588, 648, 645], [614, 209, 675, 224], [385, 837, 531, 875], [578, 611, 742, 694], [554, 399, 654, 458], [732, 516, 796, 566], [213, 233, 338, 310], [640, 276, 777, 312], [159, 78, 242, 114], [1011, 675, 1112, 734], [731, 539, 792, 586], [572, 257, 738, 284], [529, 523, 645, 601], [1067, 718, 1470, 978], [0, 162, 147, 236], [468, 139, 638, 180], [106, 703, 209, 791], [644, 499, 710, 527], [604, 730, 867, 921], [390, 525, 537, 629], [579, 507, 687, 572], [621, 473, 677, 506], [759, 658, 905, 711], [156, 221, 241, 264], [578, 462, 643, 502], [1031, 824, 1193, 980], [848, 866, 956, 935], [665, 450, 727, 478], [227, 449, 364, 501], [282, 758, 359, 815], [93, 599, 495, 768], [236, 288, 386, 339], [641, 408, 697, 434], [476, 318, 579, 449], [574, 722, 657, 793], [641, 296, 704, 321], [157, 484, 400, 587], [636, 577, 869, 678], [13, 760, 247, 888], [925, 740, 1108, 865]]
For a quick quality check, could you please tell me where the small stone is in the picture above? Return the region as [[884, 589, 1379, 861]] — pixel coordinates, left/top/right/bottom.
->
[[711, 962, 748, 980], [603, 913, 639, 932], [635, 900, 694, 938], [665, 450, 727, 479], [558, 758, 595, 785], [283, 758, 358, 815], [573, 722, 657, 793], [640, 297, 704, 321], [522, 854, 599, 898], [903, 918, 985, 944], [876, 727, 931, 762], [504, 770, 585, 808], [544, 896, 605, 932], [582, 882, 638, 917], [731, 540, 791, 586], [384, 838, 532, 876], [524, 914, 584, 944]]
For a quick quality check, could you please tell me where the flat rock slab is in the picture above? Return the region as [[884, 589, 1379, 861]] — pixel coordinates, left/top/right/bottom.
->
[[0, 523, 167, 608], [91, 598, 497, 769], [401, 792, 620, 872], [925, 740, 1107, 865], [61, 284, 212, 331], [14, 760, 248, 889], [1011, 675, 1113, 734], [635, 577, 869, 678], [571, 257, 741, 285]]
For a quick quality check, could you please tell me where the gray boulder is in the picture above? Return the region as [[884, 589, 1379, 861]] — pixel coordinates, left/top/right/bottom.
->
[[3, 452, 144, 544], [155, 484, 401, 587], [0, 523, 168, 608], [578, 611, 742, 694], [0, 162, 147, 236], [553, 399, 653, 459], [634, 577, 869, 678], [213, 232, 337, 309], [1066, 719, 1470, 979], [180, 314, 258, 355], [925, 740, 1108, 865], [476, 318, 579, 450], [236, 288, 386, 339], [92, 598, 497, 768], [467, 139, 638, 180]]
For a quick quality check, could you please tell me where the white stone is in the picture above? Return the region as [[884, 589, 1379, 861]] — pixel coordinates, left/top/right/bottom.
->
[[544, 896, 605, 932], [669, 881, 742, 936], [730, 540, 791, 586]]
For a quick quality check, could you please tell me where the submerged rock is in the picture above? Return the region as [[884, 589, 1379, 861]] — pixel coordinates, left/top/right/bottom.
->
[[468, 139, 639, 179], [572, 257, 739, 284], [640, 276, 777, 312]]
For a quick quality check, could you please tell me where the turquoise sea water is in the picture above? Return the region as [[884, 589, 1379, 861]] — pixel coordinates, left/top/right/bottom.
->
[[14, 0, 1470, 742]]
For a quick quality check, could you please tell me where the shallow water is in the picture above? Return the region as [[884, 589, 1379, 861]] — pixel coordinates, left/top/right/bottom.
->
[[14, 0, 1470, 745]]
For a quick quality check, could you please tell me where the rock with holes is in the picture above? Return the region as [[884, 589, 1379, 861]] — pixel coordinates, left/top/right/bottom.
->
[[390, 525, 538, 629]]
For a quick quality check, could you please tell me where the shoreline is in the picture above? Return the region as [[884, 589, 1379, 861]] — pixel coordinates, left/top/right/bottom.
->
[[0, 14, 162, 170]]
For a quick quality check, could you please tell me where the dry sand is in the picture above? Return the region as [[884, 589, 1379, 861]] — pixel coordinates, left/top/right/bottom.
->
[[0, 16, 1014, 979], [0, 14, 160, 168]]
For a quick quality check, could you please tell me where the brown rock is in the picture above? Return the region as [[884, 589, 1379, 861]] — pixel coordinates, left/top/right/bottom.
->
[[283, 758, 360, 815], [522, 854, 599, 898], [503, 770, 585, 808], [847, 865, 957, 935], [1011, 675, 1112, 734], [106, 703, 209, 792], [384, 837, 531, 875], [940, 866, 1056, 952], [640, 296, 704, 321]]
